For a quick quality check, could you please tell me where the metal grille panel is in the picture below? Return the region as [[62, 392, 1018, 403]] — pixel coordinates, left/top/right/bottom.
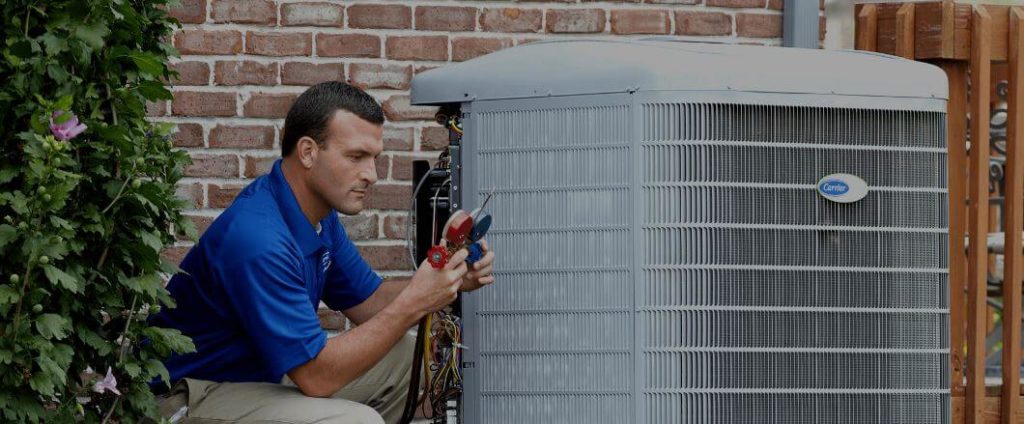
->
[[640, 103, 949, 423], [461, 99, 948, 424]]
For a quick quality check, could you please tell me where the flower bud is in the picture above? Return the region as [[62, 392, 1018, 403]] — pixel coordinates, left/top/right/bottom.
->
[[17, 222, 27, 230], [38, 256, 50, 265], [131, 179, 142, 189], [32, 304, 42, 313], [42, 194, 51, 202], [36, 186, 46, 194], [9, 274, 19, 284]]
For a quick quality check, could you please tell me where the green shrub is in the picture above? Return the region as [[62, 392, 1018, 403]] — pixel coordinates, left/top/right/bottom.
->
[[0, 1, 196, 421]]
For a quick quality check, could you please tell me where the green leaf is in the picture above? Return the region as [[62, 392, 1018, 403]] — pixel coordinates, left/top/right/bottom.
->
[[77, 327, 113, 356], [42, 265, 81, 293], [145, 358, 170, 386], [123, 273, 161, 296], [0, 224, 17, 249], [128, 52, 164, 76], [123, 362, 142, 378], [139, 231, 163, 253], [28, 372, 55, 396], [0, 348, 12, 364], [0, 286, 19, 305], [39, 33, 68, 56], [137, 80, 172, 101], [35, 314, 69, 340], [73, 22, 110, 51]]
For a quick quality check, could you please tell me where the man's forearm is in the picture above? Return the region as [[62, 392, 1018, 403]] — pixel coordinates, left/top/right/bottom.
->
[[343, 278, 410, 325], [288, 300, 419, 397]]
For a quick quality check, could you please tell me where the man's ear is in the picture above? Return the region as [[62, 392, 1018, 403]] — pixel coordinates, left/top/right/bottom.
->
[[296, 136, 319, 169]]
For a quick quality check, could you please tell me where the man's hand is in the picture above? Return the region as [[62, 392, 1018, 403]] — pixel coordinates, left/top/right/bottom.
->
[[393, 247, 469, 318], [461, 239, 495, 292]]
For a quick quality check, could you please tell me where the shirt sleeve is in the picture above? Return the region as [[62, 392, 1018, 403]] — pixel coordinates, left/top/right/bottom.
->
[[322, 217, 383, 311], [216, 245, 327, 380]]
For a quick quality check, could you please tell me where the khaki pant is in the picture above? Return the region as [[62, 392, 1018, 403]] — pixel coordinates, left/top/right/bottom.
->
[[158, 334, 415, 424]]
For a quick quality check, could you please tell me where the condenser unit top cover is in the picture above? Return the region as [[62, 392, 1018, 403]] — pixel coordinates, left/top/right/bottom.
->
[[410, 39, 948, 105]]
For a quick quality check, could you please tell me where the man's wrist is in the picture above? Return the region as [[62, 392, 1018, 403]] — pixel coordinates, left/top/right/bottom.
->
[[381, 296, 421, 328]]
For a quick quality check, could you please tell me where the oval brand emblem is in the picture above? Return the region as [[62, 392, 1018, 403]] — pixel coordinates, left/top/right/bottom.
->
[[817, 173, 868, 203]]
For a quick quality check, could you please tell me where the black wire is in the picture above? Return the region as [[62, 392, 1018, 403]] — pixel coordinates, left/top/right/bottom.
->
[[400, 317, 427, 424]]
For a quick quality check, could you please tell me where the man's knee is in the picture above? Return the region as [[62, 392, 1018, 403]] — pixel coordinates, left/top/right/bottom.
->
[[323, 402, 385, 424]]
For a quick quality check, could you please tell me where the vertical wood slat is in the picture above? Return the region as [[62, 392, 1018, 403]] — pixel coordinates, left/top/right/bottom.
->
[[1002, 7, 1024, 424], [896, 3, 917, 59], [857, 4, 879, 52], [967, 6, 992, 424], [943, 59, 970, 400], [943, 0, 957, 59]]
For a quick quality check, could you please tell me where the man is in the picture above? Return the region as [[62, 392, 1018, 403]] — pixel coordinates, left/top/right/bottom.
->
[[151, 81, 495, 423]]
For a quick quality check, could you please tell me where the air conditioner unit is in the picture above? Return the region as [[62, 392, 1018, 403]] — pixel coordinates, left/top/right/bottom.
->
[[410, 39, 949, 424]]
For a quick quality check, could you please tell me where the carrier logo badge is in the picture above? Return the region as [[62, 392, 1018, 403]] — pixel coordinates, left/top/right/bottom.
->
[[817, 173, 868, 203]]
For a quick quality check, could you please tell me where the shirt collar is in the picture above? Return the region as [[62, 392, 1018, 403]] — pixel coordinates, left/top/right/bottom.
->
[[268, 159, 328, 256]]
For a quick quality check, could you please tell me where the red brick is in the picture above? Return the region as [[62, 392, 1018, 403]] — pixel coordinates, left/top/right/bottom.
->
[[383, 126, 414, 151], [207, 183, 247, 208], [364, 184, 412, 210], [375, 156, 389, 180], [281, 3, 344, 26], [244, 155, 277, 178], [386, 36, 447, 61], [421, 126, 448, 151], [161, 246, 192, 266], [451, 37, 512, 62], [172, 91, 237, 117], [209, 125, 275, 149], [820, 15, 826, 41], [768, 0, 782, 9], [647, 0, 699, 3], [479, 8, 542, 33], [415, 6, 476, 31], [382, 95, 438, 122], [246, 32, 312, 56], [317, 34, 381, 58], [175, 182, 204, 209], [611, 10, 671, 35], [708, 0, 766, 7], [168, 0, 206, 24], [174, 30, 243, 55], [244, 93, 298, 118], [173, 123, 204, 148], [348, 4, 411, 29], [390, 155, 414, 181], [349, 63, 412, 90], [168, 61, 210, 86], [282, 62, 345, 86], [383, 215, 407, 239], [214, 61, 278, 86], [146, 100, 168, 117], [317, 308, 349, 331], [184, 154, 239, 178], [211, 0, 276, 25], [545, 9, 606, 33], [736, 13, 782, 38], [341, 214, 378, 240], [675, 11, 733, 36], [357, 245, 412, 271]]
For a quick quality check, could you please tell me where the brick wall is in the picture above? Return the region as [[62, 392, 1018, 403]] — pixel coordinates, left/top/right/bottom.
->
[[156, 0, 826, 284]]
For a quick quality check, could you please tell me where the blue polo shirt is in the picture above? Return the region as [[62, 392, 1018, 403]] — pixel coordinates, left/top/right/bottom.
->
[[150, 159, 382, 385]]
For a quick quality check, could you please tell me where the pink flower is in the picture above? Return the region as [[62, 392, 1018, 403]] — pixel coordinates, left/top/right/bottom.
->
[[49, 110, 87, 141], [92, 367, 120, 396]]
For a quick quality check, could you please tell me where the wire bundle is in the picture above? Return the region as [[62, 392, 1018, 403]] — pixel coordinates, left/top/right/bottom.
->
[[424, 312, 463, 422]]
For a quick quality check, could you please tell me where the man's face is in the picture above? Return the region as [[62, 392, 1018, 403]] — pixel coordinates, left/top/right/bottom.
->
[[309, 110, 384, 215]]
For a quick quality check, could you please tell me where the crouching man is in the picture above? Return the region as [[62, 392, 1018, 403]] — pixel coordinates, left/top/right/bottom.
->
[[150, 81, 495, 424]]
